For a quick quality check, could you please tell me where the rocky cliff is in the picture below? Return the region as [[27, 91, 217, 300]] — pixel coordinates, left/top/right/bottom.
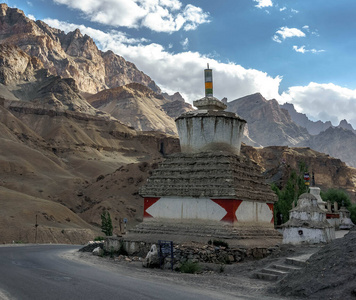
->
[[241, 144, 356, 202], [227, 93, 311, 146], [0, 3, 160, 94], [296, 127, 356, 168], [281, 103, 333, 135]]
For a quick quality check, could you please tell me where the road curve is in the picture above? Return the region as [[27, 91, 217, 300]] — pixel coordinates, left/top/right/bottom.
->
[[0, 244, 240, 300]]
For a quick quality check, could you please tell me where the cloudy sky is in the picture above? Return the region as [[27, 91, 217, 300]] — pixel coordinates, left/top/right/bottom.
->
[[9, 0, 356, 128]]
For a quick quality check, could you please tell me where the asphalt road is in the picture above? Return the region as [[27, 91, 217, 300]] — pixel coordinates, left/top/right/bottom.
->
[[0, 244, 242, 300]]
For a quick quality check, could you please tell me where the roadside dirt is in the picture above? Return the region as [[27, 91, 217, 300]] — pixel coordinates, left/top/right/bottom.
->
[[67, 230, 356, 299], [275, 228, 356, 299], [66, 243, 324, 300]]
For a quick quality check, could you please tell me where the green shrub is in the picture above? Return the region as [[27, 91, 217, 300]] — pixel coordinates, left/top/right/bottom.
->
[[348, 204, 356, 224], [100, 210, 113, 236], [179, 261, 201, 274], [321, 188, 351, 208], [94, 236, 105, 241]]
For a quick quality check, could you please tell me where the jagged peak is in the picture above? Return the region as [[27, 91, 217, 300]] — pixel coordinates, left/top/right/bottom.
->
[[0, 3, 28, 20], [338, 119, 355, 131]]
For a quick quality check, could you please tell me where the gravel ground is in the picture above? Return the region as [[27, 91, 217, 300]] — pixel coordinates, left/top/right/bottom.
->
[[67, 230, 354, 300]]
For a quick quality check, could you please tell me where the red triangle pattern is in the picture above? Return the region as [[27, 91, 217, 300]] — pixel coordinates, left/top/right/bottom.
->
[[267, 203, 274, 223], [143, 197, 160, 218], [211, 199, 242, 223]]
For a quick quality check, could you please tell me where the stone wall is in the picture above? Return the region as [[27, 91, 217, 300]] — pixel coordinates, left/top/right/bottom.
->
[[104, 237, 278, 267]]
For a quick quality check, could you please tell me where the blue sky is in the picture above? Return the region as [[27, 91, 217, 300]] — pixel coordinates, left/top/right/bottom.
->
[[7, 0, 356, 128]]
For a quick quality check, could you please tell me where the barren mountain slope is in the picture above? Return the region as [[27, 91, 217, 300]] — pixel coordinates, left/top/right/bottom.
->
[[297, 127, 356, 168], [0, 186, 100, 244], [87, 83, 178, 135], [0, 99, 180, 243], [227, 93, 310, 146]]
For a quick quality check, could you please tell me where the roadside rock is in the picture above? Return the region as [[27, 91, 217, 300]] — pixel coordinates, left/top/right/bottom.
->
[[93, 246, 104, 256]]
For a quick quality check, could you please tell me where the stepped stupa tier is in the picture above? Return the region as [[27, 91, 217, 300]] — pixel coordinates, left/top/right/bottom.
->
[[129, 66, 280, 248], [140, 152, 276, 203]]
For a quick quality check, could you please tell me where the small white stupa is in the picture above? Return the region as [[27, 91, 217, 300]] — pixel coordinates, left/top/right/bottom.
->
[[282, 193, 335, 244]]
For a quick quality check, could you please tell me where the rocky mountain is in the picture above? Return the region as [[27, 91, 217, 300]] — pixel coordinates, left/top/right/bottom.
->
[[281, 103, 333, 135], [86, 83, 184, 135], [227, 93, 311, 146], [337, 119, 356, 133], [160, 92, 193, 119], [241, 144, 356, 202], [280, 103, 356, 167], [296, 127, 356, 168], [0, 3, 160, 94], [226, 94, 356, 168], [281, 102, 355, 135]]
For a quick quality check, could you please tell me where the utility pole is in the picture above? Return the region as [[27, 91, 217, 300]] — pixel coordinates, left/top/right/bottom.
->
[[34, 214, 38, 244]]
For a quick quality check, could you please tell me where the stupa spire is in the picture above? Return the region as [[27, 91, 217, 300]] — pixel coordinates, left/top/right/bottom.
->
[[204, 63, 213, 97]]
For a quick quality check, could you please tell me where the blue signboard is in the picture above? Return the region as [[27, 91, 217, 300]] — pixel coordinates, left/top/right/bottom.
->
[[158, 240, 173, 270]]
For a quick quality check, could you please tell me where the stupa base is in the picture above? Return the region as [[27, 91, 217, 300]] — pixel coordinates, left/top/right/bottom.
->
[[125, 219, 282, 249]]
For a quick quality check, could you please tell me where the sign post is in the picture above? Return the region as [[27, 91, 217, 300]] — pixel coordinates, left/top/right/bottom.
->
[[158, 240, 174, 271]]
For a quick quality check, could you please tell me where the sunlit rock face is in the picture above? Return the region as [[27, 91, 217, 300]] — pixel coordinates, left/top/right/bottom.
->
[[0, 3, 160, 94]]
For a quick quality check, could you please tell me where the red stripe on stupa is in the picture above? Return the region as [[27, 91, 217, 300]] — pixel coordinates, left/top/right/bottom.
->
[[212, 199, 242, 223], [267, 203, 274, 223], [143, 197, 160, 218]]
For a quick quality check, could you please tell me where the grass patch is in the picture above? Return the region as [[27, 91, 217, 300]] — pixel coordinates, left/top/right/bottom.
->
[[179, 261, 201, 274]]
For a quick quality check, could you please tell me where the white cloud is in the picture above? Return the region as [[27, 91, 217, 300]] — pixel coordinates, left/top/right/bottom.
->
[[44, 18, 281, 103], [52, 0, 209, 33], [43, 19, 356, 128], [291, 9, 299, 13], [293, 45, 325, 54], [27, 14, 36, 21], [279, 7, 286, 11], [293, 45, 306, 53], [254, 0, 273, 8], [180, 37, 189, 50], [272, 35, 282, 43], [273, 26, 305, 42], [280, 83, 356, 128], [44, 19, 148, 44]]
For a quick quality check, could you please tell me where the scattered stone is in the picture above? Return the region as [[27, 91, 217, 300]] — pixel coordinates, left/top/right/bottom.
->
[[92, 247, 104, 256], [142, 244, 160, 268]]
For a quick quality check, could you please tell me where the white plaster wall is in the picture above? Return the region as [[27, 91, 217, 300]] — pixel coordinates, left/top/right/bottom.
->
[[176, 116, 245, 155], [146, 197, 226, 221], [290, 210, 326, 222], [236, 201, 273, 223], [283, 227, 335, 244], [327, 218, 340, 229]]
